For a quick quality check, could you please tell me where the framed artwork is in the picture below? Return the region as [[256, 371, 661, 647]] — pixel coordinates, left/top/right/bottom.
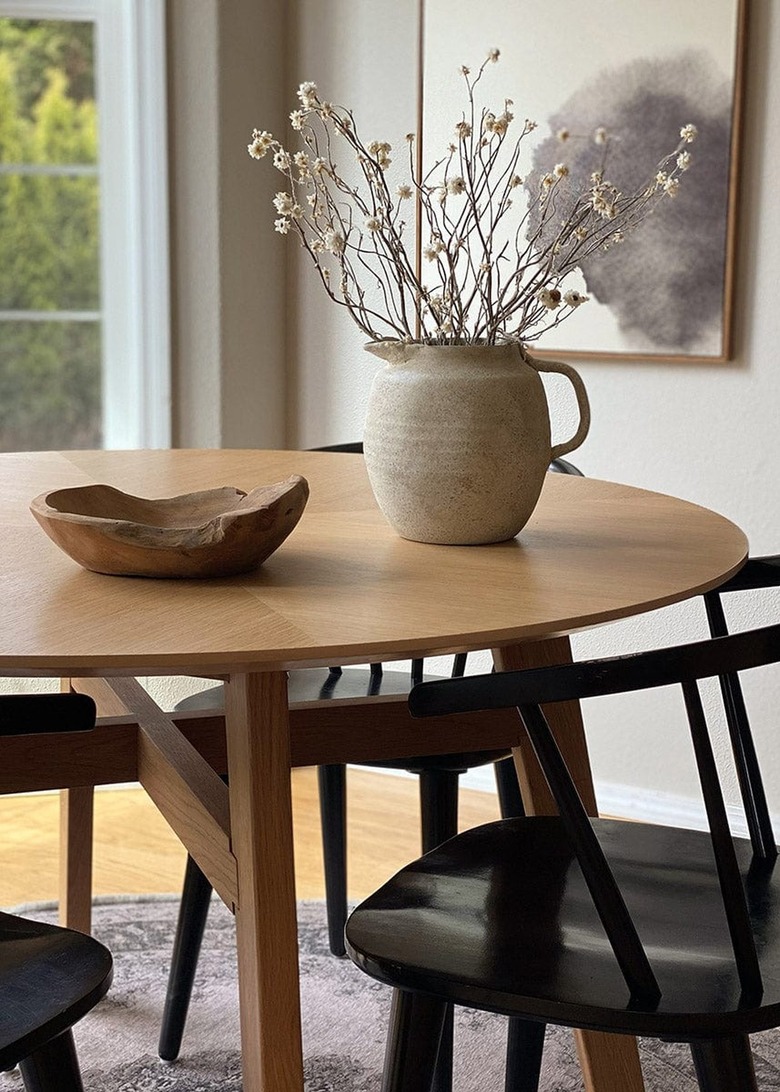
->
[[421, 0, 748, 362]]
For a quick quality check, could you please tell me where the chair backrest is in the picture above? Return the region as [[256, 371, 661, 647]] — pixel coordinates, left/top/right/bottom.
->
[[410, 618, 780, 1007], [0, 693, 96, 738], [702, 556, 780, 861]]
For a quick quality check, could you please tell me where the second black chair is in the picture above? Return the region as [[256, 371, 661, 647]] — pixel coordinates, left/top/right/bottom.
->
[[347, 599, 780, 1091], [0, 694, 113, 1092]]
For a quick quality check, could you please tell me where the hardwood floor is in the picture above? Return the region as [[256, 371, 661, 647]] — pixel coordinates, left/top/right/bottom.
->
[[0, 767, 500, 908]]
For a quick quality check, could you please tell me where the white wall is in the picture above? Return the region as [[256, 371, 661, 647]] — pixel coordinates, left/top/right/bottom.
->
[[167, 0, 289, 449], [289, 2, 780, 827]]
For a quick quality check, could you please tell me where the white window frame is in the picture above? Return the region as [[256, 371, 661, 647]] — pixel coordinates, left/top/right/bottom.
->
[[0, 0, 170, 448]]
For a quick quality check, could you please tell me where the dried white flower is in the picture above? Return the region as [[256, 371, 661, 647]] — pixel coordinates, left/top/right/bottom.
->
[[248, 130, 274, 159], [396, 184, 413, 200], [676, 151, 692, 171], [273, 192, 295, 215], [322, 228, 344, 254], [289, 110, 305, 131], [553, 163, 569, 178], [455, 120, 472, 140], [460, 65, 470, 76], [366, 140, 392, 169], [510, 174, 523, 188], [664, 177, 680, 198], [424, 237, 446, 262], [591, 190, 616, 219], [273, 149, 291, 172], [680, 123, 698, 143], [297, 81, 318, 108], [537, 287, 562, 310], [487, 47, 500, 62], [563, 290, 588, 308], [485, 112, 510, 136], [274, 217, 290, 234], [447, 176, 466, 195], [364, 216, 381, 233]]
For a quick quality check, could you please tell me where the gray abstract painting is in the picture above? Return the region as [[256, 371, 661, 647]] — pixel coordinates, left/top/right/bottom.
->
[[424, 0, 745, 361], [528, 51, 732, 355]]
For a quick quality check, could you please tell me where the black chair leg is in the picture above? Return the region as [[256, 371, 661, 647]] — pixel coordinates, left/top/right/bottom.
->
[[419, 768, 460, 1092], [690, 1035, 758, 1091], [381, 989, 448, 1092], [419, 768, 459, 854], [18, 1031, 84, 1092], [318, 763, 348, 957], [158, 853, 214, 1061], [505, 1017, 545, 1092], [495, 756, 525, 818]]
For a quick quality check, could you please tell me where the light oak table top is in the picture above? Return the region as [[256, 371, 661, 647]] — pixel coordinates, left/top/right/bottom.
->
[[0, 448, 748, 676], [0, 448, 749, 1092]]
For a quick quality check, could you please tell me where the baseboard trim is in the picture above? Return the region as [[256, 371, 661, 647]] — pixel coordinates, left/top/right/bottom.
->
[[458, 767, 770, 836]]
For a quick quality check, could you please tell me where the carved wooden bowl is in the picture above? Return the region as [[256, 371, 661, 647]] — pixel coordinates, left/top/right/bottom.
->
[[29, 475, 309, 578]]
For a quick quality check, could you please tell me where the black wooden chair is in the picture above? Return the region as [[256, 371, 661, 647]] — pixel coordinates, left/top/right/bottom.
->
[[0, 694, 113, 1092], [345, 558, 780, 1092], [157, 446, 583, 1083]]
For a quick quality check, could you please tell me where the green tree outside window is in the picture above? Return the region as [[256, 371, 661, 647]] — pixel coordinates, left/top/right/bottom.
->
[[0, 17, 101, 451]]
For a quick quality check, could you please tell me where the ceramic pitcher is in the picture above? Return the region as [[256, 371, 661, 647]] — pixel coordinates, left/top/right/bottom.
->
[[362, 340, 590, 545]]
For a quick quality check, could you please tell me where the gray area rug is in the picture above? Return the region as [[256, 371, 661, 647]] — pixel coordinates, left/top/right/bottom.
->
[[3, 897, 780, 1090]]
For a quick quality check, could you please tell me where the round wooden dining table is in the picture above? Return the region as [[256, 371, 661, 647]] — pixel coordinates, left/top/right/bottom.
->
[[0, 448, 748, 1092]]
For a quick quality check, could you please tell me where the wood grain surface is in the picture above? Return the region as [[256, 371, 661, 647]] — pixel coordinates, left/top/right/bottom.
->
[[0, 449, 747, 676]]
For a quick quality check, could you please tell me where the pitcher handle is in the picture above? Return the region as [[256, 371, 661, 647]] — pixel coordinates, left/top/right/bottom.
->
[[526, 352, 591, 460]]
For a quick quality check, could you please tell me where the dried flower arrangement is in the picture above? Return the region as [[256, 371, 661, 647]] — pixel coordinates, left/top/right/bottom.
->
[[248, 50, 696, 346]]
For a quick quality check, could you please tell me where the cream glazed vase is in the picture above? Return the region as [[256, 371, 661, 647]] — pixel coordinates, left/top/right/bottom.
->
[[362, 340, 590, 545]]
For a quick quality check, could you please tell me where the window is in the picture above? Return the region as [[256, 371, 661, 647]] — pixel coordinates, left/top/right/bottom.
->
[[0, 0, 169, 451]]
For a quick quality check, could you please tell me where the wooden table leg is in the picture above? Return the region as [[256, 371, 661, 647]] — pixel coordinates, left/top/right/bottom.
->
[[59, 673, 94, 932], [59, 786, 94, 933], [493, 637, 645, 1092], [224, 671, 304, 1092]]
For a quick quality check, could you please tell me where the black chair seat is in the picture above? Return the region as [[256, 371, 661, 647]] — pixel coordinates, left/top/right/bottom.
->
[[176, 675, 511, 772], [346, 816, 780, 1040], [0, 912, 112, 1070]]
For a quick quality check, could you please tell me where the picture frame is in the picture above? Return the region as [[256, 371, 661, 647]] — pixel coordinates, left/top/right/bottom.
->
[[420, 0, 748, 362]]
